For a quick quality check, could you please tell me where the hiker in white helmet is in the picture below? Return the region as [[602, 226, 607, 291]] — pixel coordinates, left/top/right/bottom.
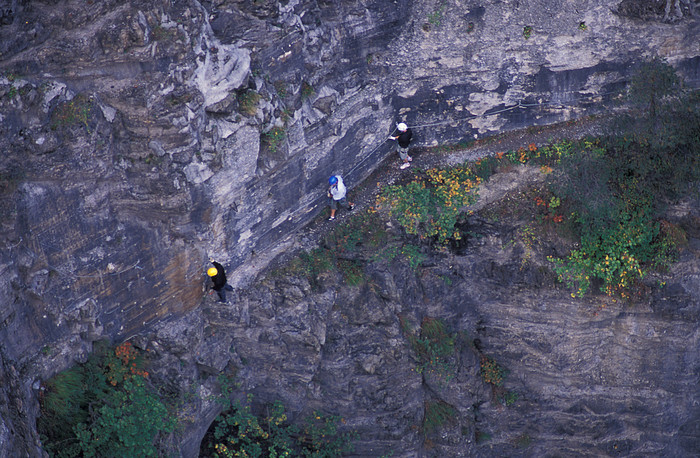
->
[[388, 122, 413, 169]]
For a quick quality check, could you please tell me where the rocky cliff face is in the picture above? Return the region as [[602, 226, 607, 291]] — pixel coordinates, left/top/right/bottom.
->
[[0, 0, 698, 456]]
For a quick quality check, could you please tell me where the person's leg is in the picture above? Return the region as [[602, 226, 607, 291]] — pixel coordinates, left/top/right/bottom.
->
[[398, 147, 408, 162], [398, 147, 411, 168], [216, 289, 227, 303], [339, 197, 354, 211], [224, 284, 234, 303], [329, 198, 338, 220]]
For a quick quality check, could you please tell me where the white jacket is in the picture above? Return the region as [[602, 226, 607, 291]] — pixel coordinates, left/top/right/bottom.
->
[[330, 175, 347, 200]]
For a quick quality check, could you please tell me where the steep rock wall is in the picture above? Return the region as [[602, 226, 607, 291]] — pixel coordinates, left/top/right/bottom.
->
[[0, 0, 698, 455]]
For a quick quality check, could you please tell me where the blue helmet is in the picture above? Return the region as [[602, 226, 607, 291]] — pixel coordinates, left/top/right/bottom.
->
[[328, 176, 338, 185]]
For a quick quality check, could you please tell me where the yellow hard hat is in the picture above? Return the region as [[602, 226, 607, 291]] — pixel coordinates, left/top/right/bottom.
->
[[207, 267, 218, 277]]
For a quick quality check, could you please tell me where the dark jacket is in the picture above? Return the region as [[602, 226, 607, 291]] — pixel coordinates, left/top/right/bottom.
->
[[394, 128, 413, 148], [210, 262, 227, 290]]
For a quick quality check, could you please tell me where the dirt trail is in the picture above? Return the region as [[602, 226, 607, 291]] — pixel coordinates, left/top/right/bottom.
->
[[315, 115, 607, 228]]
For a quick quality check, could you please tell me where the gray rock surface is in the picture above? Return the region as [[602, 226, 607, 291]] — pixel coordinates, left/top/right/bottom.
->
[[0, 0, 698, 456]]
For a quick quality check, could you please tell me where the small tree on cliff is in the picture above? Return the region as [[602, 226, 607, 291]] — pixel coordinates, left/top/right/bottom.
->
[[628, 57, 681, 120]]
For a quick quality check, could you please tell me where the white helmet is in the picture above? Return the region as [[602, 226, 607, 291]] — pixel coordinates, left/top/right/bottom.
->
[[397, 122, 408, 131]]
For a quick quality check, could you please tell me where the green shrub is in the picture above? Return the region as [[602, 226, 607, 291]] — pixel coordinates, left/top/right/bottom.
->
[[506, 140, 576, 165], [238, 90, 261, 116], [263, 126, 286, 152], [73, 377, 174, 457], [377, 165, 479, 243], [422, 401, 456, 436], [479, 355, 506, 387], [610, 92, 700, 199], [403, 317, 457, 383], [337, 259, 365, 286], [301, 81, 315, 99], [39, 341, 175, 457], [377, 139, 587, 244], [39, 370, 88, 446], [323, 210, 387, 254], [280, 247, 340, 290], [274, 81, 289, 98], [628, 58, 681, 119], [207, 396, 293, 458], [401, 244, 426, 270], [498, 390, 519, 407], [298, 410, 356, 457], [427, 4, 446, 26], [653, 220, 687, 270], [202, 395, 354, 458], [50, 94, 92, 131], [514, 433, 532, 448], [282, 215, 385, 287], [555, 148, 615, 228], [300, 248, 335, 277], [547, 64, 699, 299], [549, 196, 658, 298], [280, 107, 294, 126], [473, 154, 500, 181], [370, 245, 399, 264]]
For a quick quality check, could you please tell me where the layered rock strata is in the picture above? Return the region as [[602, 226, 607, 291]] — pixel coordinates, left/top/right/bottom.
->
[[0, 0, 698, 455]]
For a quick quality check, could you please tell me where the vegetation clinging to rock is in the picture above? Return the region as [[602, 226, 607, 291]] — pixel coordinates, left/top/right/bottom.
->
[[38, 341, 176, 457], [200, 393, 355, 458], [374, 61, 697, 301], [550, 62, 698, 298], [376, 165, 480, 244]]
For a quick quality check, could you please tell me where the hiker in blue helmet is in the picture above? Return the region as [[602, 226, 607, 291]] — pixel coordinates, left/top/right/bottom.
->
[[327, 175, 354, 221]]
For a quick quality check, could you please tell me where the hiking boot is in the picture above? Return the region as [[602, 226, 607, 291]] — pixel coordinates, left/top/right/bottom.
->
[[328, 216, 335, 221], [400, 162, 411, 169], [407, 155, 413, 162], [348, 204, 355, 211]]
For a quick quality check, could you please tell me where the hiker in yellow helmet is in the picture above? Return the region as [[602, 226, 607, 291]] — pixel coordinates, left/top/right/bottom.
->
[[207, 260, 234, 303]]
